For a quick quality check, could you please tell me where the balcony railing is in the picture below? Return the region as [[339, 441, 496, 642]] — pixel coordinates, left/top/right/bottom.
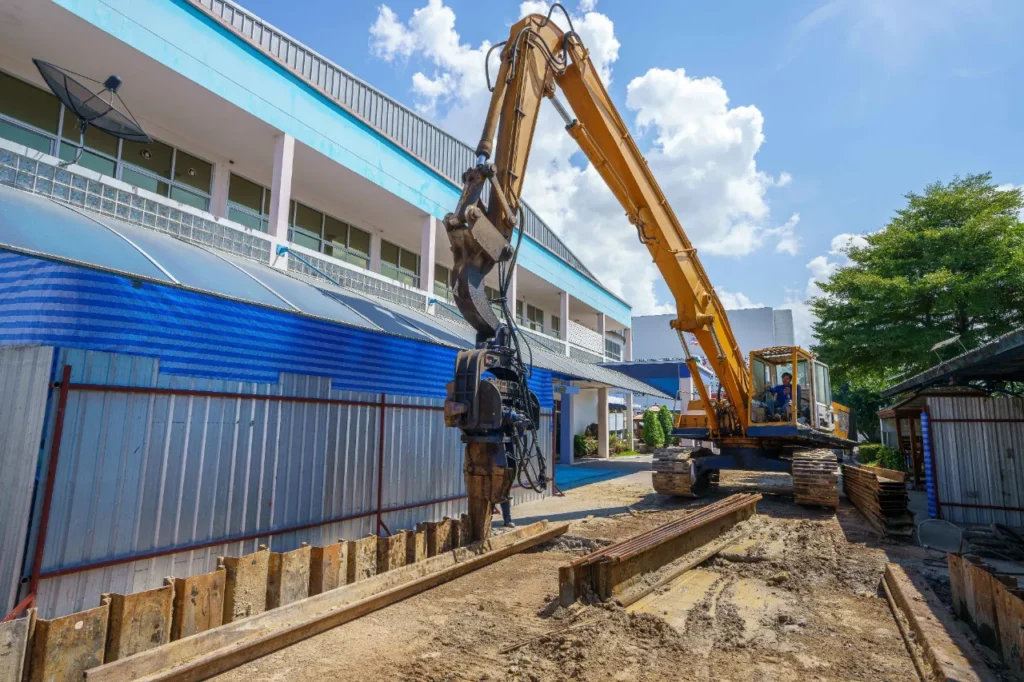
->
[[0, 140, 272, 263], [1, 139, 625, 365], [567, 319, 604, 354], [188, 0, 617, 293]]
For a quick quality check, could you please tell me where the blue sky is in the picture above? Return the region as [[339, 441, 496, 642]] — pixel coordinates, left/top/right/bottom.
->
[[239, 0, 1023, 342]]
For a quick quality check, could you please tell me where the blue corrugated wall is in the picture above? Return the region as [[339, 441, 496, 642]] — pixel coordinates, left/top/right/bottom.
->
[[0, 251, 553, 407]]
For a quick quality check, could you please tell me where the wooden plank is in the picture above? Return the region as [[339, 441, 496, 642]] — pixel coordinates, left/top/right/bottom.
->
[[84, 521, 567, 682], [883, 564, 997, 682], [29, 604, 108, 682], [267, 544, 311, 609], [102, 584, 174, 661], [346, 536, 377, 583], [169, 569, 225, 641], [309, 543, 347, 595], [0, 617, 30, 682], [376, 533, 407, 573], [219, 546, 270, 623], [405, 530, 427, 565]]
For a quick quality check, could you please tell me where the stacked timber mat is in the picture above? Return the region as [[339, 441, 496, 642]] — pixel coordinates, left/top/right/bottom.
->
[[791, 450, 840, 508], [651, 447, 719, 497], [841, 464, 913, 538], [0, 514, 566, 682]]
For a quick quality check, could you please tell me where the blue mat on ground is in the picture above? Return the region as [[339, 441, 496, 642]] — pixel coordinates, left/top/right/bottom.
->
[[553, 463, 632, 491]]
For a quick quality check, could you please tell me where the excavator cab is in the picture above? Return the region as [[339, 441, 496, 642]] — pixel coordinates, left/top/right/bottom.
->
[[748, 347, 836, 435]]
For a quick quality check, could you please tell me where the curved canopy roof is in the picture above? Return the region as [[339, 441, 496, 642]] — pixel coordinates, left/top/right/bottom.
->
[[0, 184, 666, 398]]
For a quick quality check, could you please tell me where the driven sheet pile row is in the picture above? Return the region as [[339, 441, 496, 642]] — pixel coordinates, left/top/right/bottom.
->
[[841, 464, 913, 537]]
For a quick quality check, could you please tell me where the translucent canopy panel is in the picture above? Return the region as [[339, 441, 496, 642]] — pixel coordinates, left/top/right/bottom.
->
[[0, 184, 171, 282], [223, 253, 380, 332]]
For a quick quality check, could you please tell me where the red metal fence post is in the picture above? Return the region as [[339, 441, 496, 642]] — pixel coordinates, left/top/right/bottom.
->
[[376, 392, 387, 537], [18, 364, 72, 617]]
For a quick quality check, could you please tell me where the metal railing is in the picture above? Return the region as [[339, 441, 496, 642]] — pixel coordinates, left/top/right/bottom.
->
[[0, 143, 273, 263], [188, 0, 620, 293]]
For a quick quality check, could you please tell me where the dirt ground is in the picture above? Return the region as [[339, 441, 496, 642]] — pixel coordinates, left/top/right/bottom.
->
[[213, 468, 941, 682]]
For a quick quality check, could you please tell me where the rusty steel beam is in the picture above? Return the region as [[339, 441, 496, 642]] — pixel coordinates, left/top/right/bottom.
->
[[559, 493, 761, 606]]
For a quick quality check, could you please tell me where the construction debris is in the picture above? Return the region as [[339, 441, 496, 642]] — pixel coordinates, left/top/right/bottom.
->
[[559, 493, 760, 606], [842, 463, 914, 537]]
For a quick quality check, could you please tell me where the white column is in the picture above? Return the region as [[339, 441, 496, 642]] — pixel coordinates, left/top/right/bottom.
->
[[559, 290, 570, 355], [210, 160, 231, 218], [267, 133, 295, 242], [597, 313, 607, 359], [624, 327, 633, 361], [597, 387, 610, 459], [559, 391, 575, 465], [369, 232, 382, 273], [624, 392, 634, 450], [419, 215, 438, 294], [508, 265, 519, 322]]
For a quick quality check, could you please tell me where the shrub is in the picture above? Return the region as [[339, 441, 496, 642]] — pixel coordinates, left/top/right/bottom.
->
[[574, 433, 597, 458], [643, 408, 665, 448], [658, 405, 675, 438], [858, 443, 906, 472], [609, 433, 630, 455]]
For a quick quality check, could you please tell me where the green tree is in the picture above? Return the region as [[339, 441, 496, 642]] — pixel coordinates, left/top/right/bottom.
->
[[813, 173, 1024, 384], [658, 405, 674, 439], [643, 408, 665, 448]]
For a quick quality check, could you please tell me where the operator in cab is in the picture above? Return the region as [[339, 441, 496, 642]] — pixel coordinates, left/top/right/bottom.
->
[[768, 372, 795, 416]]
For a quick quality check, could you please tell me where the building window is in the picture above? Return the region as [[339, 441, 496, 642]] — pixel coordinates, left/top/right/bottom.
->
[[0, 68, 213, 209], [434, 264, 454, 302], [551, 315, 561, 339], [227, 173, 272, 232], [0, 70, 60, 154], [605, 338, 622, 360], [526, 304, 544, 332], [381, 240, 420, 287], [516, 300, 524, 325], [324, 215, 370, 268]]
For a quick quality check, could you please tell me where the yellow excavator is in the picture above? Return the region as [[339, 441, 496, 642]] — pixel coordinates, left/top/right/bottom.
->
[[443, 4, 854, 541]]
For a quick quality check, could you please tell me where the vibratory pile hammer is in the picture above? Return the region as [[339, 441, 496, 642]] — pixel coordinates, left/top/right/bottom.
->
[[443, 5, 855, 538]]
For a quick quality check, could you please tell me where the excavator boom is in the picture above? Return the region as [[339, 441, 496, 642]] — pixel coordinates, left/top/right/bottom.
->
[[444, 6, 848, 532], [446, 7, 751, 432]]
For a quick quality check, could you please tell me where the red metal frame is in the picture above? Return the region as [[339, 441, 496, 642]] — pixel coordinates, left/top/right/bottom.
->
[[3, 370, 552, 620], [928, 418, 1024, 423], [939, 501, 1024, 512]]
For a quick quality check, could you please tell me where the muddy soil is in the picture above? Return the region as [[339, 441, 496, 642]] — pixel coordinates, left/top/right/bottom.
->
[[214, 470, 925, 682]]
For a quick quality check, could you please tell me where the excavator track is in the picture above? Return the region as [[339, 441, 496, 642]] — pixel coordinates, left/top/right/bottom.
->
[[652, 448, 719, 498], [791, 449, 840, 508]]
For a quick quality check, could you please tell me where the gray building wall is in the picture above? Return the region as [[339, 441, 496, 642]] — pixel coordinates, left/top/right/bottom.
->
[[632, 307, 797, 362]]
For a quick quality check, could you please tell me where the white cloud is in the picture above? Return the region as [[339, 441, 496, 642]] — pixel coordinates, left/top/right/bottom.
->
[[579, 0, 598, 11], [370, 2, 793, 315], [782, 240, 863, 346], [715, 288, 763, 310]]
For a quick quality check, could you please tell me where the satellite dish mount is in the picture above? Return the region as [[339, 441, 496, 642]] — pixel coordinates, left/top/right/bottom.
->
[[32, 59, 151, 168]]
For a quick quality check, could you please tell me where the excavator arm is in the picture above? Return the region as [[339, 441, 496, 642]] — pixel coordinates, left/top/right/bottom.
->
[[445, 6, 751, 432]]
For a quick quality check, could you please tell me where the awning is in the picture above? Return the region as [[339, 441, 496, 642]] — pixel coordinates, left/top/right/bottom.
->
[[882, 328, 1024, 398], [0, 184, 666, 398]]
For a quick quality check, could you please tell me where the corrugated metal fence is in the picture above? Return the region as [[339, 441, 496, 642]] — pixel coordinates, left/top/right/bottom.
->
[[927, 396, 1024, 526], [7, 347, 551, 618], [0, 346, 53, 615]]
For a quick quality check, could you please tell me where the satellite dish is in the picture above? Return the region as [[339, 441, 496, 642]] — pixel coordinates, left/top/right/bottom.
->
[[32, 59, 151, 168]]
